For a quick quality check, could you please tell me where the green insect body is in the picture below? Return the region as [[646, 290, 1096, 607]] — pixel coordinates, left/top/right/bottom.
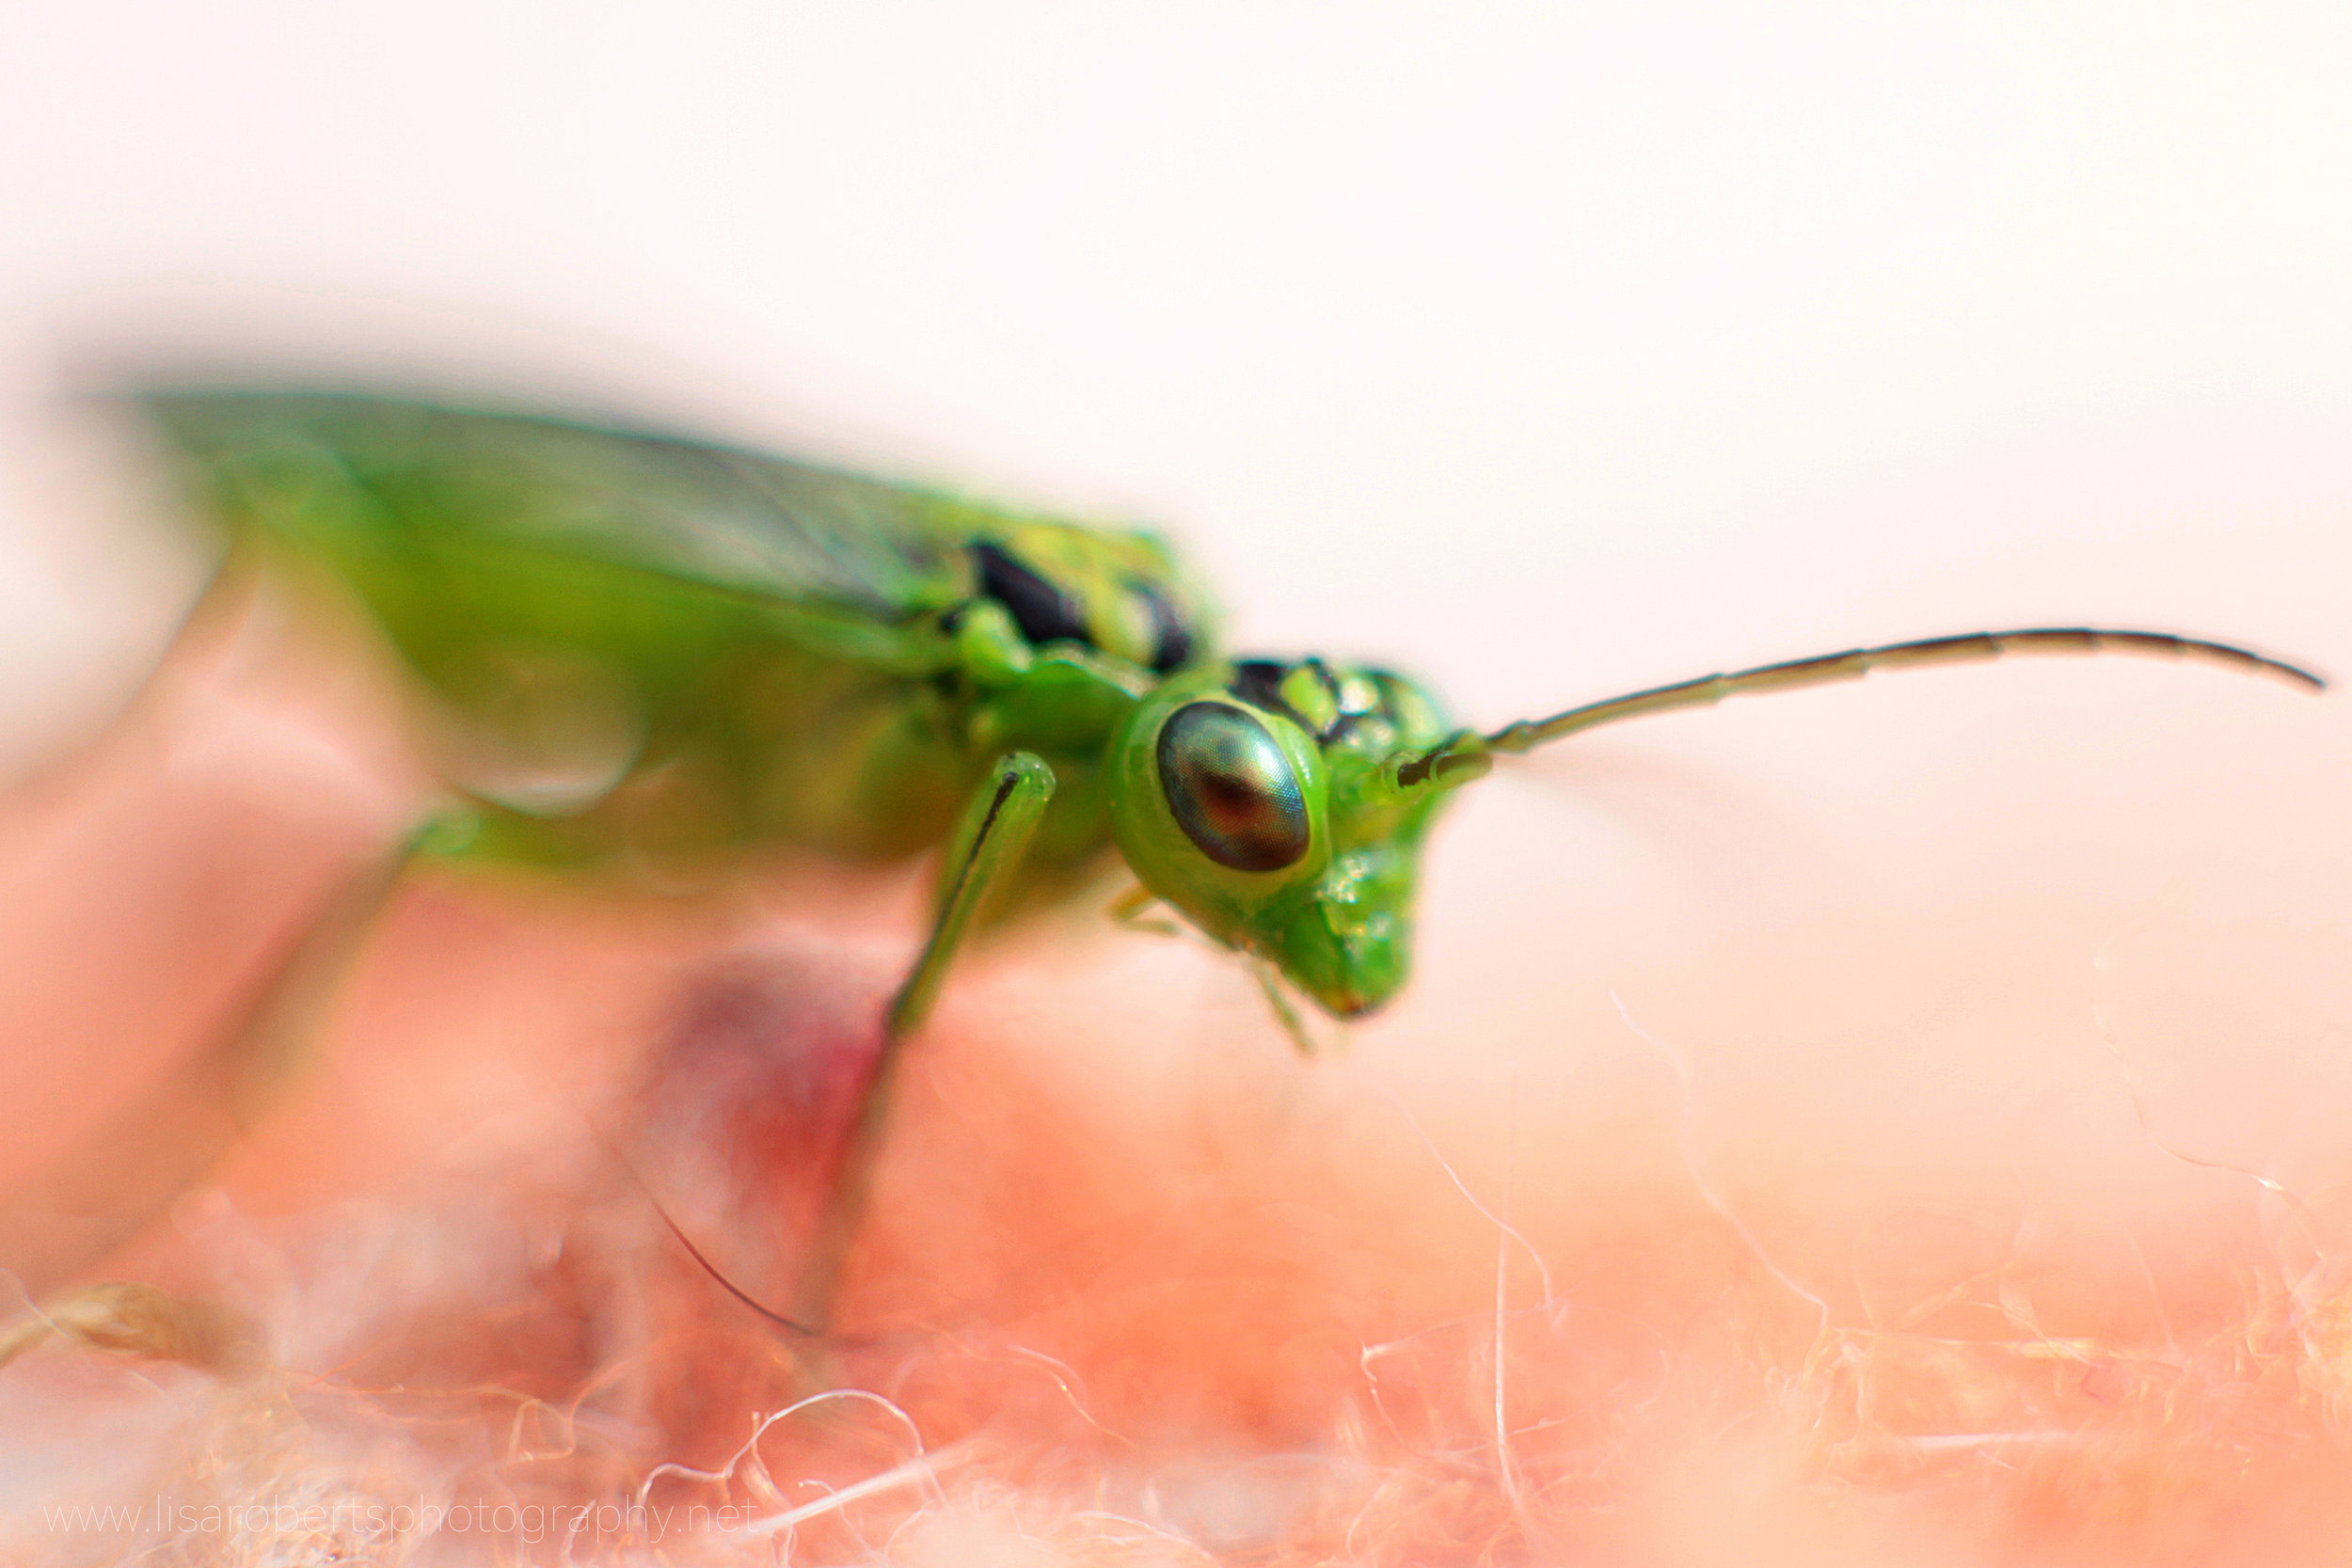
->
[[142, 393, 1476, 1028], [104, 386, 2328, 1333], [141, 391, 2327, 1042]]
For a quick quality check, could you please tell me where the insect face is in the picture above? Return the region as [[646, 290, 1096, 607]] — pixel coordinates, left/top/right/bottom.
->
[[1107, 659, 1468, 1022]]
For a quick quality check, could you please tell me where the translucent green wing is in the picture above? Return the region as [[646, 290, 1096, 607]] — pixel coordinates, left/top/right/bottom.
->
[[139, 389, 999, 670], [133, 388, 1213, 868]]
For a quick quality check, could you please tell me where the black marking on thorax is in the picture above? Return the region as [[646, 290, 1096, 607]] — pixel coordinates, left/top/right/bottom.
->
[[968, 537, 1198, 673], [1132, 579, 1193, 672], [972, 540, 1092, 650]]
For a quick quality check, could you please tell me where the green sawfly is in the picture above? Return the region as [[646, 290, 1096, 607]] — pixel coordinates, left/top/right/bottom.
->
[[100, 387, 2325, 1325]]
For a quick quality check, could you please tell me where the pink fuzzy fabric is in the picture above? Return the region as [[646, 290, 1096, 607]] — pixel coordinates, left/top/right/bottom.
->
[[2, 593, 2346, 1567]]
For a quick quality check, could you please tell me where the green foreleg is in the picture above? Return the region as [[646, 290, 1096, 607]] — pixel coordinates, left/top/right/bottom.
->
[[792, 752, 1056, 1330], [885, 752, 1057, 1039]]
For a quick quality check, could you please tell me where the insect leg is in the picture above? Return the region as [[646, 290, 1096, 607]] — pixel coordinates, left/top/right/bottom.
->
[[1107, 882, 1183, 938], [887, 752, 1058, 1040], [0, 814, 456, 1300], [1249, 958, 1343, 1057], [1116, 891, 1332, 1053], [791, 752, 1056, 1330], [0, 540, 266, 811]]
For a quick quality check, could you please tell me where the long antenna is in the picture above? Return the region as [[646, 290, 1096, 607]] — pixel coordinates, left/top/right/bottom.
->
[[1397, 627, 2324, 786]]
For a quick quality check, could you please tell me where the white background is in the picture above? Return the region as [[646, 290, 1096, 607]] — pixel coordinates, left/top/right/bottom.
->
[[1, 1, 2347, 1077], [6, 5, 2349, 716]]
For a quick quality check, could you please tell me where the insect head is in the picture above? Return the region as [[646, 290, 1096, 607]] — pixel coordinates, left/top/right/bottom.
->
[[1108, 657, 1471, 1019]]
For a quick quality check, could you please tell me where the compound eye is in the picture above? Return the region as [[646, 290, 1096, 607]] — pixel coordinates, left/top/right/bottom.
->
[[1156, 702, 1310, 872]]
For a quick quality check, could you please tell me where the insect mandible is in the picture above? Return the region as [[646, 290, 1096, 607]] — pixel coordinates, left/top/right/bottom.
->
[[125, 388, 2324, 1321]]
